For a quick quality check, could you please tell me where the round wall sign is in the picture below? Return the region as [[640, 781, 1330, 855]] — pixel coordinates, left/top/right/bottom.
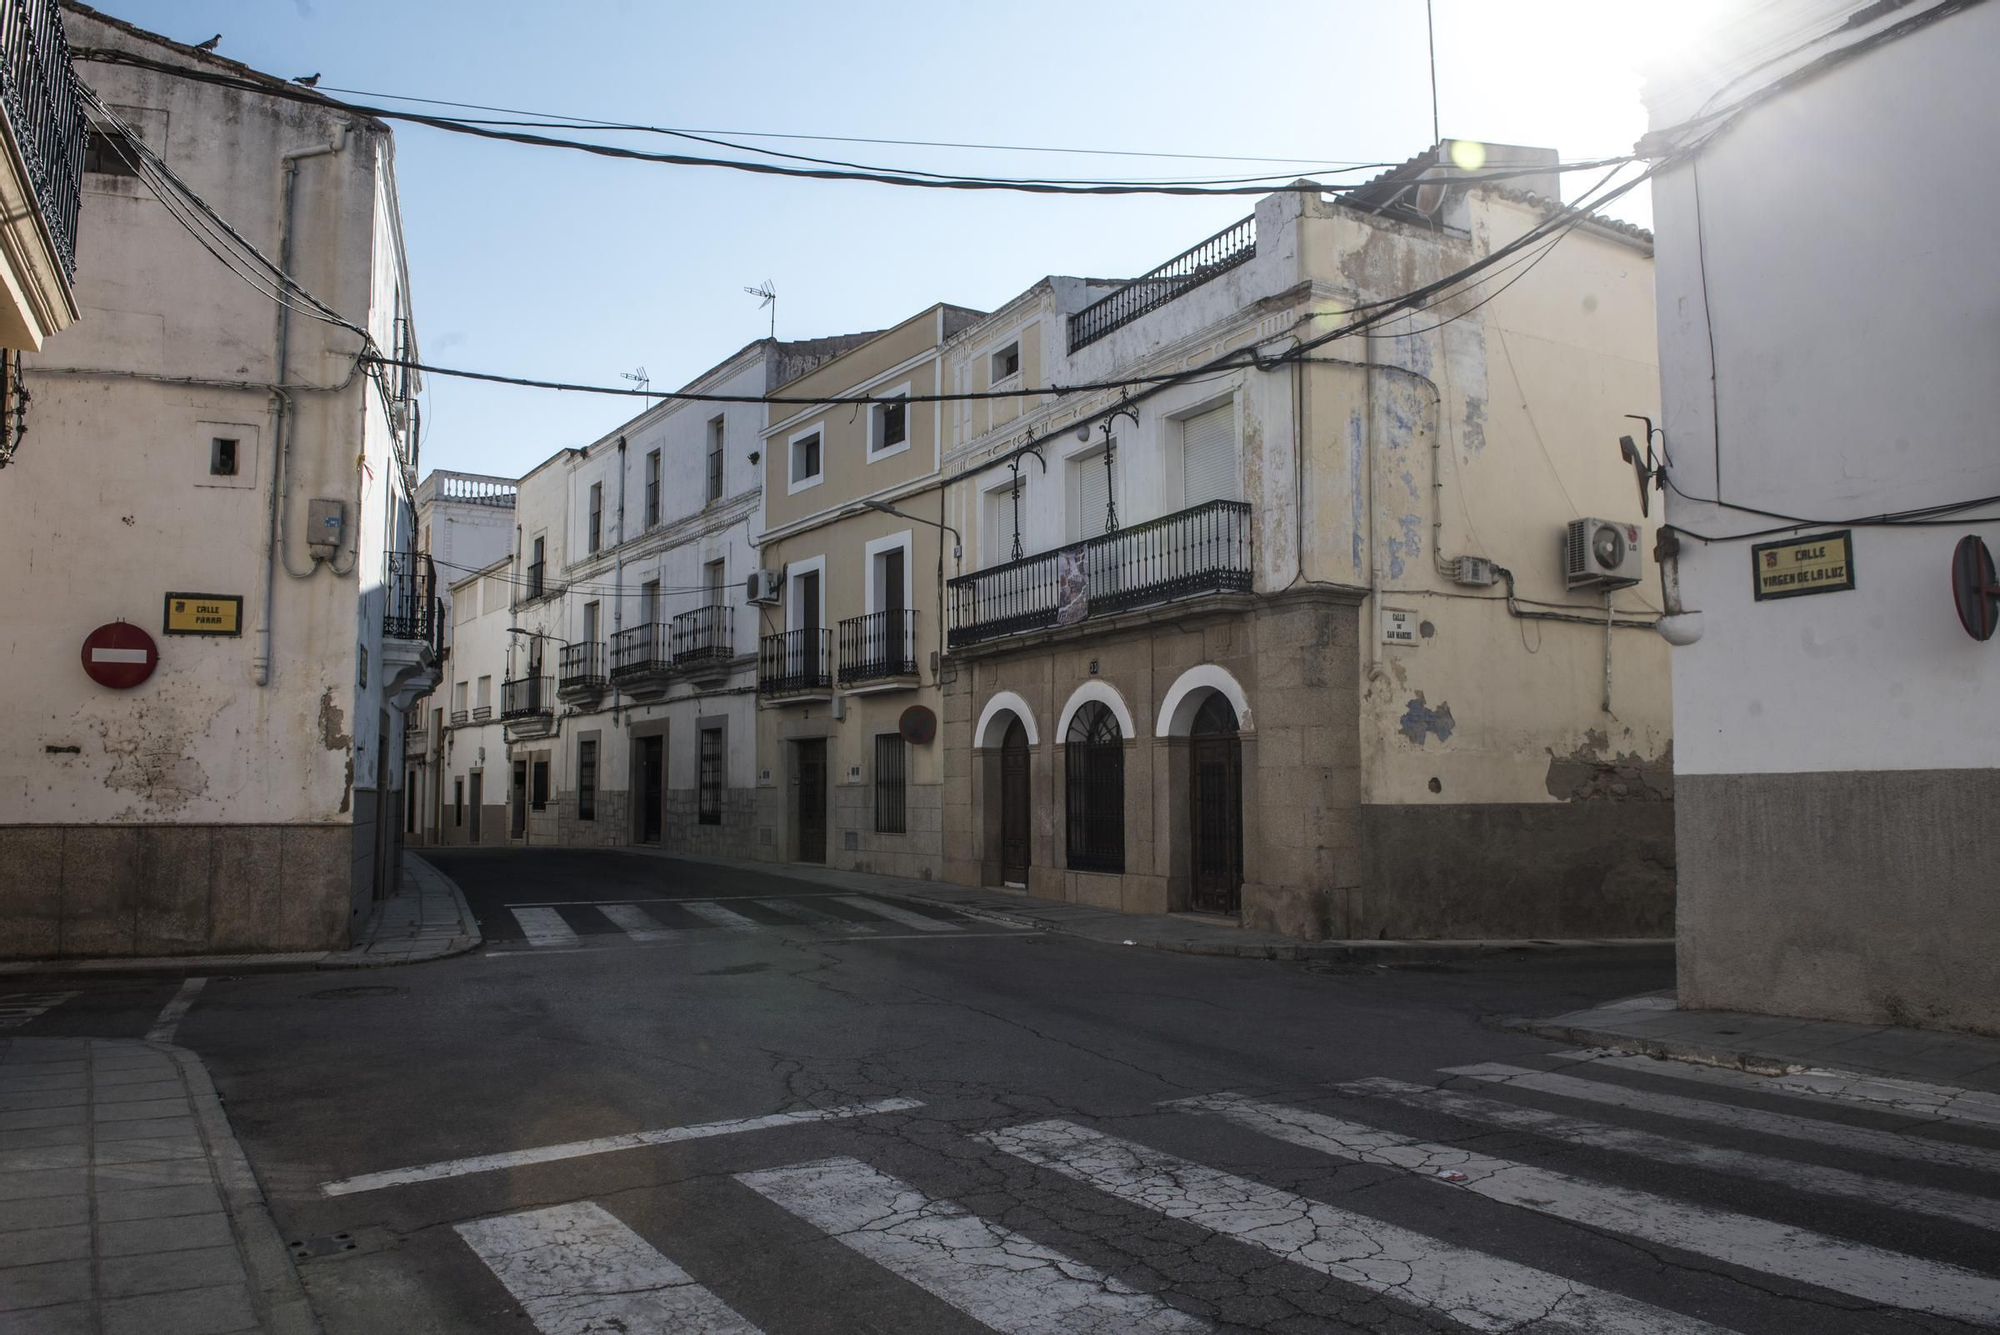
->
[[899, 704, 937, 745], [81, 621, 159, 689], [1951, 535, 1999, 642]]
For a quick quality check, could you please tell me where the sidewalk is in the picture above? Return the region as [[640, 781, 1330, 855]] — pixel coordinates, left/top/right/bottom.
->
[[0, 1036, 315, 1335], [634, 849, 1672, 964], [1520, 991, 2000, 1095], [0, 853, 480, 980]]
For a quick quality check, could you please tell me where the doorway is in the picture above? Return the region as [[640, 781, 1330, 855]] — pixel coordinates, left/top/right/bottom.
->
[[1000, 718, 1030, 886], [510, 760, 527, 839], [795, 738, 827, 864], [638, 735, 664, 844], [469, 771, 485, 843], [1187, 694, 1243, 914]]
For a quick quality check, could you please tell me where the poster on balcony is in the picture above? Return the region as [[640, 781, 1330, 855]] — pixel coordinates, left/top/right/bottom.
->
[[1056, 546, 1090, 626]]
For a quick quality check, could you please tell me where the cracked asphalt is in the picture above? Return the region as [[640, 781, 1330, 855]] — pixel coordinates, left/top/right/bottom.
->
[[23, 849, 1997, 1333]]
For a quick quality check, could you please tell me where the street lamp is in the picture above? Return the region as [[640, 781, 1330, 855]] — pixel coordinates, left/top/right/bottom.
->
[[864, 499, 961, 563]]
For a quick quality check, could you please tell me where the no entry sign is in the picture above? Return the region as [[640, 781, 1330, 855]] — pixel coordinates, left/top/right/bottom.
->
[[81, 621, 159, 689]]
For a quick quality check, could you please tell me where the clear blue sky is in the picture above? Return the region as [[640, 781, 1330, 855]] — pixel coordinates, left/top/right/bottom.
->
[[93, 0, 1664, 480]]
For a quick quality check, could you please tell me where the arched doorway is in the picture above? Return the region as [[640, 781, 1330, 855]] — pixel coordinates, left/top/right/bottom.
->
[[1000, 718, 1030, 885], [1065, 701, 1125, 873], [1188, 693, 1243, 913]]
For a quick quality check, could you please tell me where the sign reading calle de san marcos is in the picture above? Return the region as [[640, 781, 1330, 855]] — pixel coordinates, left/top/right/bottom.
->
[[1752, 530, 1855, 601], [163, 592, 243, 636]]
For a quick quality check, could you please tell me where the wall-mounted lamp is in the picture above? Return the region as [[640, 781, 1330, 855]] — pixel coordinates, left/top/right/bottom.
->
[[864, 498, 961, 562]]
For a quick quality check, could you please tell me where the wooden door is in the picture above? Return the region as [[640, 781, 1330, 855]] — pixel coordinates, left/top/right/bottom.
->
[[1187, 695, 1242, 914], [1000, 718, 1030, 885], [639, 736, 663, 843], [796, 738, 827, 864]]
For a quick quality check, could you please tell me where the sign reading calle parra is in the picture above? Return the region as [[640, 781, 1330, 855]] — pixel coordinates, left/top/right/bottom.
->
[[1751, 530, 1855, 601], [162, 592, 243, 636]]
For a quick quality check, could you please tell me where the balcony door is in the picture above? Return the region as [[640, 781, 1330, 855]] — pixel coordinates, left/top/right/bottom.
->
[[795, 568, 821, 680]]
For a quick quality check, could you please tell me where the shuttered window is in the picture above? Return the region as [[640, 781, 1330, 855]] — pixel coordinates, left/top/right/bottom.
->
[[578, 740, 597, 821], [1181, 403, 1238, 508], [874, 734, 907, 834], [698, 727, 724, 825], [1074, 448, 1111, 541]]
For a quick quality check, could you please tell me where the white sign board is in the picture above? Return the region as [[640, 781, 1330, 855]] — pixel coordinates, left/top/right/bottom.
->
[[1380, 607, 1419, 645]]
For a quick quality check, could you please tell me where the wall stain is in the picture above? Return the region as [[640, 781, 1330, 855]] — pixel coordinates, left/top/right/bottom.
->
[[1545, 735, 1673, 802], [319, 687, 354, 814], [1398, 693, 1455, 745], [95, 708, 209, 813]]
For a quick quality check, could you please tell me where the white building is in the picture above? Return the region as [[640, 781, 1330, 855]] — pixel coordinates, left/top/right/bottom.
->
[[1644, 0, 2000, 1032], [430, 555, 514, 846], [0, 11, 432, 958]]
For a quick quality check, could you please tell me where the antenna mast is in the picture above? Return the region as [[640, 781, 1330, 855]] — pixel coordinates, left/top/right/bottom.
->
[[745, 280, 777, 339]]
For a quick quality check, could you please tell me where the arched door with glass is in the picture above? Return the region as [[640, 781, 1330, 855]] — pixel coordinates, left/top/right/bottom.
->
[[1064, 701, 1125, 873], [1000, 718, 1031, 885], [1188, 693, 1243, 913]]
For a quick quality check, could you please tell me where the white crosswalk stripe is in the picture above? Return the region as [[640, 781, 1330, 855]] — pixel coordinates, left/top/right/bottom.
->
[[752, 898, 874, 933], [832, 895, 960, 932], [508, 907, 579, 948], [681, 901, 765, 932], [739, 1157, 1209, 1334], [597, 903, 677, 942], [1178, 1092, 2000, 1324], [1556, 1049, 2000, 1129], [1444, 1062, 2000, 1174], [457, 1201, 762, 1334], [0, 991, 77, 1029], [1338, 1076, 2000, 1233], [982, 1118, 1728, 1335]]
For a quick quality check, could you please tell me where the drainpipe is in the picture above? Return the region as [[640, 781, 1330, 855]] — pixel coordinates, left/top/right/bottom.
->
[[255, 124, 351, 687], [612, 436, 627, 723]]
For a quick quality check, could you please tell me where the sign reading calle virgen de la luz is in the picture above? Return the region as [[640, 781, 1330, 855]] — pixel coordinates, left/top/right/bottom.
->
[[1751, 530, 1855, 601]]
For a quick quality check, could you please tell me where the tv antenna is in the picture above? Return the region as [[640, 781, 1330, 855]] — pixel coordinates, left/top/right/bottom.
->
[[744, 280, 777, 339], [619, 366, 650, 397]]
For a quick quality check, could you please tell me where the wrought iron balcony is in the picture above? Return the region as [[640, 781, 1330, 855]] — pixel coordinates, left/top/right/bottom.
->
[[671, 604, 733, 666], [758, 628, 830, 696], [558, 641, 606, 692], [839, 609, 919, 686], [948, 499, 1253, 649], [500, 675, 552, 719], [0, 0, 82, 282], [610, 621, 670, 681], [382, 550, 439, 649], [1068, 215, 1255, 354]]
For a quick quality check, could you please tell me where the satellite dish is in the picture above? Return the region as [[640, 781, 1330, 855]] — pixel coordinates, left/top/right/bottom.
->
[[899, 705, 936, 745]]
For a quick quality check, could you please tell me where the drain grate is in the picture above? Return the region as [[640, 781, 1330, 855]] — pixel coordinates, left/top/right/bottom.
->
[[290, 1232, 357, 1259], [308, 985, 405, 1001]]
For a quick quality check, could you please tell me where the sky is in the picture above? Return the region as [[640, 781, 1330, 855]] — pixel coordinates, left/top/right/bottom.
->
[[93, 0, 1686, 481]]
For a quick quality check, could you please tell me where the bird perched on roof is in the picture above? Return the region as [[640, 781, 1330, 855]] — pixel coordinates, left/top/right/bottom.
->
[[192, 34, 221, 52], [293, 72, 320, 88]]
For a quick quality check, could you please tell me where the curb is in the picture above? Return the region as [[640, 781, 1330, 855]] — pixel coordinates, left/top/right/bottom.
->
[[166, 1042, 323, 1335], [1509, 1019, 1805, 1076]]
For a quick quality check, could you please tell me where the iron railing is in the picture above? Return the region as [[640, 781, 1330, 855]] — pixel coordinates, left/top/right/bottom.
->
[[383, 550, 440, 649], [471, 705, 491, 721], [672, 604, 733, 665], [500, 675, 551, 719], [839, 609, 919, 685], [448, 709, 469, 726], [948, 499, 1252, 648], [0, 0, 81, 282], [610, 621, 670, 679], [758, 628, 830, 695], [559, 641, 606, 689], [1067, 216, 1255, 353]]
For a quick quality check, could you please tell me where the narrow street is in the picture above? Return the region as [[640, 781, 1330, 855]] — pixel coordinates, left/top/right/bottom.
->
[[7, 851, 1997, 1333]]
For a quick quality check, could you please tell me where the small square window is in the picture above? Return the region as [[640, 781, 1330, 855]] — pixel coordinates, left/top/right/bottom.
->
[[872, 397, 907, 454], [791, 431, 821, 485], [82, 126, 141, 177], [991, 343, 1020, 382], [209, 437, 238, 476]]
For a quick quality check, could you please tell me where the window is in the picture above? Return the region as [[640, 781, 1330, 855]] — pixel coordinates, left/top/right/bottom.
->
[[588, 483, 603, 553], [452, 681, 468, 715], [475, 676, 492, 715], [991, 342, 1021, 382], [528, 535, 546, 598], [706, 416, 725, 502], [790, 430, 822, 487], [1064, 701, 1125, 872], [705, 559, 727, 606], [578, 739, 597, 821], [454, 777, 464, 827], [532, 759, 549, 811], [1180, 402, 1239, 508], [641, 579, 660, 627], [82, 124, 141, 177], [1072, 446, 1114, 541], [583, 601, 600, 647], [870, 396, 907, 455], [209, 437, 238, 476], [874, 734, 907, 834], [645, 450, 661, 527], [982, 477, 1026, 567], [698, 726, 724, 825]]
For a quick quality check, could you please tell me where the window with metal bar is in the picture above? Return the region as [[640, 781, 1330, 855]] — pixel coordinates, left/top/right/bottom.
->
[[698, 726, 724, 826], [588, 483, 603, 553], [707, 416, 725, 502], [645, 450, 661, 527], [532, 760, 549, 811], [874, 734, 907, 834], [578, 739, 597, 821], [1064, 702, 1124, 872]]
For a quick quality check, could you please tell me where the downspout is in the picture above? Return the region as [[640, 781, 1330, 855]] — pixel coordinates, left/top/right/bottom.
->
[[612, 436, 627, 723], [255, 123, 350, 687]]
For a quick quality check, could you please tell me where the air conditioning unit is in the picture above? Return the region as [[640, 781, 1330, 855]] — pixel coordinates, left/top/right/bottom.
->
[[745, 569, 782, 604], [1563, 518, 1644, 590]]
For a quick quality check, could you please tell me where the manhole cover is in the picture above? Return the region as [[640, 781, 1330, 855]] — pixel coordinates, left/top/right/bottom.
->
[[290, 1232, 357, 1259], [308, 985, 405, 1000]]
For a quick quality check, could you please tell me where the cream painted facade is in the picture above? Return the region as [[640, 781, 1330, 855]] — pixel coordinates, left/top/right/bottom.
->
[[754, 306, 982, 876], [0, 10, 432, 958], [940, 165, 1672, 939]]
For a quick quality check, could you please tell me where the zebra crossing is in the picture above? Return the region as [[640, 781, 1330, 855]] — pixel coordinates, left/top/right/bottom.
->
[[0, 989, 76, 1029], [495, 892, 979, 951], [430, 1048, 2000, 1333]]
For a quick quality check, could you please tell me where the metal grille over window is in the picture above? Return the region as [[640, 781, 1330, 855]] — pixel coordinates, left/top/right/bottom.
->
[[874, 734, 907, 834], [1063, 702, 1124, 872], [698, 728, 724, 826], [577, 740, 597, 821]]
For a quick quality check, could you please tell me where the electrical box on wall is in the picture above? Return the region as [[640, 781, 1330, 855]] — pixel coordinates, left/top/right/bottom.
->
[[307, 499, 344, 562], [1453, 556, 1499, 587]]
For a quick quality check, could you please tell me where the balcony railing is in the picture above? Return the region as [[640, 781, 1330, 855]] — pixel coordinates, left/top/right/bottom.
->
[[758, 628, 830, 695], [610, 621, 670, 680], [471, 705, 492, 721], [839, 609, 919, 685], [672, 604, 734, 665], [500, 676, 552, 719], [0, 0, 82, 281], [383, 550, 439, 648], [1067, 215, 1255, 354], [448, 709, 469, 727], [948, 499, 1253, 648], [559, 641, 606, 690]]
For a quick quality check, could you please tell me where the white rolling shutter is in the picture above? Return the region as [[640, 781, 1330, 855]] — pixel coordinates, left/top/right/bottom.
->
[[1075, 450, 1111, 541], [1181, 404, 1238, 508]]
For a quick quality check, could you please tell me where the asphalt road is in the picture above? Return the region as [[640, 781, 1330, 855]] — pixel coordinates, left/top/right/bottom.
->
[[7, 849, 1998, 1334]]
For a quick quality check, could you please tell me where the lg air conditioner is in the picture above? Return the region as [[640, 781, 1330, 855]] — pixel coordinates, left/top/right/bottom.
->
[[745, 569, 782, 604], [1563, 518, 1644, 590]]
